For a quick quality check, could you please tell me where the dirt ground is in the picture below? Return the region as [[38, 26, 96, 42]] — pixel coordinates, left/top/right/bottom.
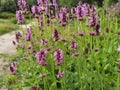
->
[[0, 31, 17, 76]]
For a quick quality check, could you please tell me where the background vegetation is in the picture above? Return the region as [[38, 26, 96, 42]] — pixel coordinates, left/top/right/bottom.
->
[[0, 0, 119, 13]]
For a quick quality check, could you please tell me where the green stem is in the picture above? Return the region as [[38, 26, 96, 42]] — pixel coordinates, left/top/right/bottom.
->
[[117, 74, 120, 90], [63, 58, 67, 90], [43, 78, 47, 90], [90, 36, 93, 90]]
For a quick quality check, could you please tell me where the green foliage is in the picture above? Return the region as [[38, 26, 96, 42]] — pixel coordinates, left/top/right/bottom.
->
[[0, 0, 17, 13], [57, 0, 79, 8], [0, 0, 37, 13], [10, 18, 17, 24], [0, 19, 18, 35], [103, 0, 118, 8], [57, 0, 104, 8], [0, 0, 119, 13], [0, 12, 15, 19]]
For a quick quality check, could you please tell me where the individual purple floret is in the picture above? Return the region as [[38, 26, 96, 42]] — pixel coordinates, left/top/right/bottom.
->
[[71, 7, 76, 14], [40, 39, 47, 45], [40, 73, 46, 78], [57, 70, 64, 78], [15, 32, 22, 42], [94, 48, 99, 52], [16, 10, 24, 24], [38, 14, 44, 26], [25, 28, 32, 41], [70, 40, 77, 50], [36, 49, 48, 66], [23, 5, 30, 14], [117, 45, 120, 52], [37, 0, 45, 5], [44, 46, 53, 54], [89, 31, 96, 36], [94, 22, 101, 35], [54, 49, 63, 66], [52, 29, 60, 42], [18, 0, 26, 9], [52, 0, 58, 10], [18, 43, 25, 48], [72, 52, 80, 57], [11, 61, 17, 68], [78, 30, 84, 36]]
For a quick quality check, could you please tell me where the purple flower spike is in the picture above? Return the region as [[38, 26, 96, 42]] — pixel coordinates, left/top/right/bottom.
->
[[88, 15, 96, 27], [76, 5, 84, 20], [117, 45, 120, 52], [54, 49, 63, 66], [22, 5, 30, 14], [70, 40, 77, 50], [25, 28, 32, 41], [31, 6, 39, 15], [16, 10, 24, 24], [88, 5, 98, 27], [57, 7, 68, 26], [57, 70, 64, 78], [8, 66, 16, 75], [18, 0, 26, 9], [82, 3, 90, 16], [8, 61, 17, 75], [36, 49, 48, 66], [52, 29, 60, 42], [15, 32, 22, 42], [94, 22, 101, 35]]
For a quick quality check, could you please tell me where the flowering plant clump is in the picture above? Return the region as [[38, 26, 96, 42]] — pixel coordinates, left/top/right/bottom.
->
[[2, 0, 120, 90]]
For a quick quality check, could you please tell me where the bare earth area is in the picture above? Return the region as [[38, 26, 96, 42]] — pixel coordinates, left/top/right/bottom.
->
[[0, 31, 17, 75]]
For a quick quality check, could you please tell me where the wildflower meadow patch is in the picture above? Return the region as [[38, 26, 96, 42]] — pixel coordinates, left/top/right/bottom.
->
[[1, 0, 120, 90]]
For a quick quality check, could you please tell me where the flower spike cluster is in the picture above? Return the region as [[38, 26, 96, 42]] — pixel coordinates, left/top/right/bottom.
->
[[25, 28, 32, 41], [54, 49, 63, 66], [57, 7, 68, 26], [8, 61, 17, 75], [36, 49, 48, 66], [18, 0, 26, 9], [16, 10, 25, 24], [52, 29, 60, 42]]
